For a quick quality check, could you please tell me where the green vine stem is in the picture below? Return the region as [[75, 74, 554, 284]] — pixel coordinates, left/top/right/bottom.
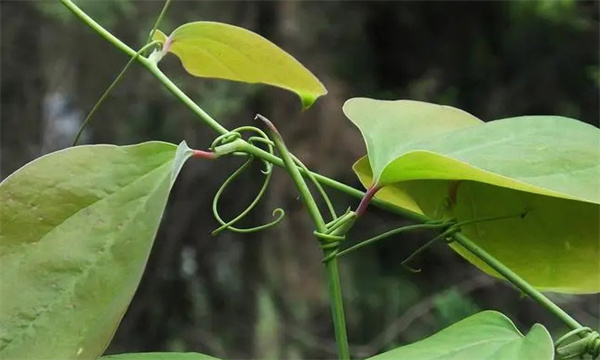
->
[[337, 221, 450, 258], [59, 0, 428, 224], [258, 114, 350, 360], [145, 0, 172, 49], [72, 40, 160, 145], [452, 232, 582, 330]]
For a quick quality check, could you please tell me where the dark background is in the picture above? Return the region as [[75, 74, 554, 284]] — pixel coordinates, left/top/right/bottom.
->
[[1, 1, 599, 359]]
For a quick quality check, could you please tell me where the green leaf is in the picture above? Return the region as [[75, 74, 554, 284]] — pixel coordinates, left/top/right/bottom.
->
[[355, 158, 600, 293], [348, 98, 600, 293], [344, 98, 600, 204], [101, 353, 220, 360], [0, 141, 193, 359], [367, 311, 554, 360], [152, 22, 327, 109]]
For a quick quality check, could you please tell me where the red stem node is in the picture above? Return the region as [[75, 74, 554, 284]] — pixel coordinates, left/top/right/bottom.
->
[[355, 185, 381, 217], [192, 149, 216, 160]]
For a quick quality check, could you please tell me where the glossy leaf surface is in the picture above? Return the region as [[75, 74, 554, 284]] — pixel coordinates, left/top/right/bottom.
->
[[367, 311, 554, 360], [101, 353, 220, 360], [349, 98, 600, 293], [153, 22, 327, 109], [355, 158, 600, 292], [345, 98, 600, 204], [0, 141, 193, 359]]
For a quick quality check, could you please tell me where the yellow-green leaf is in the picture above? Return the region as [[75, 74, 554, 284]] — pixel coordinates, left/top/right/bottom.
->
[[153, 22, 327, 109], [356, 158, 600, 293], [354, 157, 599, 293]]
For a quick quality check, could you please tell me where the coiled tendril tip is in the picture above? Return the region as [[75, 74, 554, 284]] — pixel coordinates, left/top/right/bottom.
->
[[210, 126, 285, 235]]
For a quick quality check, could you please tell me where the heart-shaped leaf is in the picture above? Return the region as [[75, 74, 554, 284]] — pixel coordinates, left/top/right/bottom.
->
[[0, 141, 193, 359], [344, 98, 600, 204], [348, 98, 600, 293], [101, 353, 220, 360], [367, 311, 554, 360], [345, 98, 483, 215], [152, 22, 327, 109]]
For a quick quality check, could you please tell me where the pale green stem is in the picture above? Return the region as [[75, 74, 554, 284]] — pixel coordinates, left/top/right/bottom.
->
[[260, 116, 350, 360], [452, 233, 582, 330], [145, 0, 172, 47], [60, 0, 228, 135], [60, 0, 429, 224], [337, 222, 449, 258], [72, 41, 159, 145]]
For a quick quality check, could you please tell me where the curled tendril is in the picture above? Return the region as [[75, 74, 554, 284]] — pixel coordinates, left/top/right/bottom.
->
[[211, 131, 242, 152], [556, 327, 600, 359], [315, 210, 358, 263], [211, 126, 284, 235]]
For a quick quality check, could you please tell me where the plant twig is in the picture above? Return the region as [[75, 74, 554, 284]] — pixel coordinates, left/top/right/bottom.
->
[[452, 232, 582, 330], [258, 114, 350, 360], [145, 0, 172, 48], [59, 0, 429, 224], [72, 41, 159, 145], [337, 221, 449, 258]]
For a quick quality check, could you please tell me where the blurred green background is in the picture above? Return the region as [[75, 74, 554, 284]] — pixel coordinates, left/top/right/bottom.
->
[[1, 1, 599, 359]]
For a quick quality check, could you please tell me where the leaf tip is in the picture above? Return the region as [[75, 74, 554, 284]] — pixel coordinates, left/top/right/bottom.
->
[[299, 89, 327, 111], [171, 141, 194, 184]]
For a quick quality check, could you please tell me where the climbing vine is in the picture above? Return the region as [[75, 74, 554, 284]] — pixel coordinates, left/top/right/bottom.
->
[[0, 1, 598, 360]]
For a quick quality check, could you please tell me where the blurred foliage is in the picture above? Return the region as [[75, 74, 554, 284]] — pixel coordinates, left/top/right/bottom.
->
[[1, 1, 598, 359]]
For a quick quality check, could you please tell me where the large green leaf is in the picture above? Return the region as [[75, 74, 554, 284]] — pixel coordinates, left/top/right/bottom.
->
[[344, 98, 600, 204], [367, 311, 554, 360], [101, 353, 220, 360], [348, 98, 600, 293], [0, 141, 193, 359], [355, 158, 600, 293], [343, 98, 483, 215], [152, 22, 327, 109]]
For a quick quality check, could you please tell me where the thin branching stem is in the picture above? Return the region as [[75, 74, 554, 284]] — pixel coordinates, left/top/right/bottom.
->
[[259, 114, 350, 360], [337, 221, 449, 258], [145, 0, 172, 47], [60, 0, 429, 223], [452, 232, 582, 330], [72, 41, 159, 145]]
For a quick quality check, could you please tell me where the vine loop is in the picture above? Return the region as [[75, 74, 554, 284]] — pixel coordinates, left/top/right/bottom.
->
[[556, 327, 600, 359], [211, 127, 284, 234], [317, 210, 358, 263]]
